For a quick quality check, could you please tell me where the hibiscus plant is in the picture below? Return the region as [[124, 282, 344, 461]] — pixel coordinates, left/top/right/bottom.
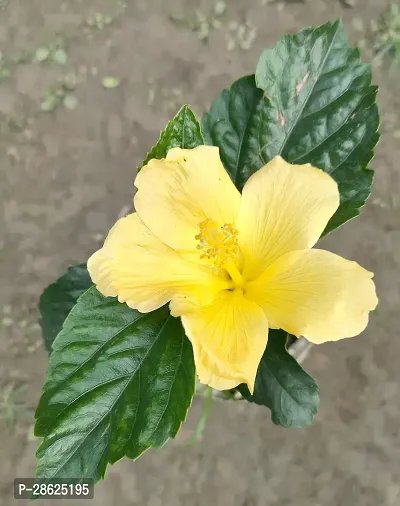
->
[[36, 20, 379, 487]]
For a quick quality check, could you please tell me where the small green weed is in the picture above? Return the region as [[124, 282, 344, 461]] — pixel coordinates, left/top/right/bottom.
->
[[169, 1, 227, 42], [86, 12, 113, 30], [33, 37, 68, 65], [41, 73, 79, 112], [369, 4, 400, 69], [0, 384, 31, 429]]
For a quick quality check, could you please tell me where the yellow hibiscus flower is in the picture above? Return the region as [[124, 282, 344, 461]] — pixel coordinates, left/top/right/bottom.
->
[[87, 146, 378, 393]]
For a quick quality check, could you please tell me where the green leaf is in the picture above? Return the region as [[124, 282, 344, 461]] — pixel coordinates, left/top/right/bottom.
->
[[202, 20, 380, 233], [51, 48, 68, 65], [238, 330, 319, 428], [39, 264, 93, 353], [63, 94, 78, 110], [102, 76, 120, 89], [34, 46, 50, 62], [35, 287, 195, 482], [201, 75, 264, 190], [255, 19, 379, 233], [141, 105, 204, 168]]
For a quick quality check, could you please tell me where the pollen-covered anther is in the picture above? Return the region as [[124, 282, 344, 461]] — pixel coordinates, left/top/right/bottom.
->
[[195, 218, 239, 267]]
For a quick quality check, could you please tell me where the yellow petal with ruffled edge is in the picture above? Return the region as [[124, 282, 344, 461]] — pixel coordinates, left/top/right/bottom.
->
[[134, 146, 241, 254], [246, 249, 378, 343], [170, 290, 268, 392], [88, 213, 230, 313], [237, 156, 340, 281]]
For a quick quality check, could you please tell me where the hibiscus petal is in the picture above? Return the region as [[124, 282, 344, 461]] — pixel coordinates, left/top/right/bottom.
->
[[237, 156, 340, 281], [170, 290, 269, 392], [246, 249, 378, 343], [88, 213, 230, 313], [134, 146, 241, 253]]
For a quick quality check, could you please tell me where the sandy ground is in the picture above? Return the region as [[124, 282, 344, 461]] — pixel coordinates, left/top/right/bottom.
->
[[0, 0, 400, 505]]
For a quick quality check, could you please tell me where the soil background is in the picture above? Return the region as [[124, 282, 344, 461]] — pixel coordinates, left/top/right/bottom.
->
[[1, 0, 399, 505]]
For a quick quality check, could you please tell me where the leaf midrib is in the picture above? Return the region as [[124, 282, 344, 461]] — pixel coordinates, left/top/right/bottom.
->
[[261, 354, 317, 414], [40, 315, 174, 480], [181, 105, 187, 148], [289, 90, 366, 164], [44, 313, 168, 428], [144, 326, 185, 442], [233, 99, 258, 184], [45, 309, 149, 393], [273, 22, 340, 157]]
